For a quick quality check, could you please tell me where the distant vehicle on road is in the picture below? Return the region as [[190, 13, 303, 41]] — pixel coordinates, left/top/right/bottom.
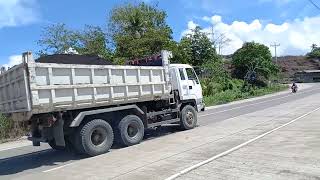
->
[[0, 50, 204, 156], [291, 83, 298, 93]]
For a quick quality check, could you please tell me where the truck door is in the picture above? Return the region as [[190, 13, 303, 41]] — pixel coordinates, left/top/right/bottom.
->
[[185, 68, 202, 102]]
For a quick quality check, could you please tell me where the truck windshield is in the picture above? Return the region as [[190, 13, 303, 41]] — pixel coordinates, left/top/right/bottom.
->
[[186, 68, 199, 84]]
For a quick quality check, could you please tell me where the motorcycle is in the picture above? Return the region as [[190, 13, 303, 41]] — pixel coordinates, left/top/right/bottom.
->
[[291, 85, 298, 93]]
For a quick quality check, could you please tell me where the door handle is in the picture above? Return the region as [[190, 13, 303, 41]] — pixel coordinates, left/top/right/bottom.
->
[[189, 86, 193, 90]]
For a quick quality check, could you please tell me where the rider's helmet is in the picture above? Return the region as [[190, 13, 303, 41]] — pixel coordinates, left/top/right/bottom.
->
[[292, 82, 296, 86]]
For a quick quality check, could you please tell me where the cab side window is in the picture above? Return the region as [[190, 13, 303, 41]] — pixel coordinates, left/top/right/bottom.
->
[[186, 68, 199, 84]]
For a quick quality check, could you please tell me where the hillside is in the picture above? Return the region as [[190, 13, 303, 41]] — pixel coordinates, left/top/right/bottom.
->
[[276, 56, 320, 81], [222, 56, 320, 82]]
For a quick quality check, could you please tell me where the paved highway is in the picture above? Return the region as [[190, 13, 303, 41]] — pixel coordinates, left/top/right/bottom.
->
[[0, 83, 319, 180]]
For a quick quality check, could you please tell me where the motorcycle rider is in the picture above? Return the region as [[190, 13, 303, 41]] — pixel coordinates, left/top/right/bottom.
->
[[291, 82, 298, 92]]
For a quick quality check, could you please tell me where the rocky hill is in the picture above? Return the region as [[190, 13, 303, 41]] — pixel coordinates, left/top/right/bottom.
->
[[276, 56, 320, 81], [222, 55, 320, 82]]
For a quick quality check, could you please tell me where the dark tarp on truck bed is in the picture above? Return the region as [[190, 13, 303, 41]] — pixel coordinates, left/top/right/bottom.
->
[[36, 54, 113, 65]]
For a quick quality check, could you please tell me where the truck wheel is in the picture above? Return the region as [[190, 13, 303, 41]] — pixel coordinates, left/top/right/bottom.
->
[[118, 115, 144, 146], [79, 119, 114, 156], [180, 105, 197, 130]]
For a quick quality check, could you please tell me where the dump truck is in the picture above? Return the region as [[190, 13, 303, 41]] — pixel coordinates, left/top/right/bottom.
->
[[0, 50, 204, 156]]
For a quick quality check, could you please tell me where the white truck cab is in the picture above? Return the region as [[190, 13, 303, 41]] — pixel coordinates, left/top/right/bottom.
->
[[170, 64, 204, 112]]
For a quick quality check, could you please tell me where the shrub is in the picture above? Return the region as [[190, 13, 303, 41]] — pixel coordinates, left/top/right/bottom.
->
[[0, 113, 28, 142], [201, 77, 244, 97], [203, 83, 287, 106], [0, 114, 13, 140], [307, 50, 320, 59]]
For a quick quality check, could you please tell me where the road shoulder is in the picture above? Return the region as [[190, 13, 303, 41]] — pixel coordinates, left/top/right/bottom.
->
[[0, 137, 30, 152], [178, 106, 320, 180]]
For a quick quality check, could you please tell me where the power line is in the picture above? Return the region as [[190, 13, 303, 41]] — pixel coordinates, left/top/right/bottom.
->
[[308, 0, 320, 11]]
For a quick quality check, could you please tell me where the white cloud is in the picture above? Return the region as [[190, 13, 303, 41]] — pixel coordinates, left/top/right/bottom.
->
[[1, 55, 22, 69], [203, 15, 222, 24], [0, 0, 39, 29], [183, 15, 320, 55], [181, 21, 199, 37]]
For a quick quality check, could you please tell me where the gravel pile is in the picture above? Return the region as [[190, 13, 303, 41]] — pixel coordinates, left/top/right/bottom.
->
[[36, 54, 113, 65]]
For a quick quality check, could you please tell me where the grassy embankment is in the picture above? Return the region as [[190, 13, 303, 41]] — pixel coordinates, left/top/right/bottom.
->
[[202, 78, 288, 106]]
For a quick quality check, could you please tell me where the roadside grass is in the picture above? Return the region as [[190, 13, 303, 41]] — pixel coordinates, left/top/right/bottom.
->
[[204, 84, 288, 106], [0, 114, 28, 143]]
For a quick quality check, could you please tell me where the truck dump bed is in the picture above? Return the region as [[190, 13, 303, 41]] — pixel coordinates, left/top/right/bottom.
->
[[0, 52, 171, 119]]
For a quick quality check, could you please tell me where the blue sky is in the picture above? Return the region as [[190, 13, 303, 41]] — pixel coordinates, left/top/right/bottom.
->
[[0, 0, 320, 67]]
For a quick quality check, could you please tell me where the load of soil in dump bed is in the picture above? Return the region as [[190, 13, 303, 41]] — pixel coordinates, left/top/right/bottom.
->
[[36, 54, 113, 65]]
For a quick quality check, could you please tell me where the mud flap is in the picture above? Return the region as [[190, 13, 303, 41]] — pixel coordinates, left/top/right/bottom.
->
[[32, 139, 41, 146], [30, 120, 41, 146], [53, 117, 65, 147]]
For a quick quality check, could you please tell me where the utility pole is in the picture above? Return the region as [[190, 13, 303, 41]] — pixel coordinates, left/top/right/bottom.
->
[[211, 26, 216, 49], [271, 43, 280, 63]]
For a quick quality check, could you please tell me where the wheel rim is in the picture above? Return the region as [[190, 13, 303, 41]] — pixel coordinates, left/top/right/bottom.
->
[[186, 111, 194, 125], [91, 127, 107, 146], [127, 123, 139, 138]]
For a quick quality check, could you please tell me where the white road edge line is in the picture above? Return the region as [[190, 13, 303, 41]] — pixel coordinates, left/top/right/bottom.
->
[[165, 106, 320, 180], [43, 162, 74, 173], [199, 88, 319, 117]]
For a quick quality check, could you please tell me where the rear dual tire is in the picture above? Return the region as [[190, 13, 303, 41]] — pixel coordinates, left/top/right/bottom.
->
[[74, 115, 144, 156], [118, 115, 144, 147], [76, 119, 114, 156]]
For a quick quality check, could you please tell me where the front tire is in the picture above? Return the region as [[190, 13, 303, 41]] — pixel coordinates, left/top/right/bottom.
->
[[118, 115, 144, 146], [180, 105, 198, 130], [79, 119, 114, 156]]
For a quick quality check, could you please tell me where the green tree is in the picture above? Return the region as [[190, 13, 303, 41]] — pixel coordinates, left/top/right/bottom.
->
[[163, 41, 189, 64], [307, 43, 320, 59], [232, 42, 279, 83], [76, 25, 112, 60], [179, 26, 219, 66], [108, 2, 172, 59], [311, 44, 318, 51], [38, 24, 112, 60], [38, 23, 78, 55]]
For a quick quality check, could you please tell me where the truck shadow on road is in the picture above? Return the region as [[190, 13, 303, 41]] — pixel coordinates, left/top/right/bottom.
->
[[0, 126, 181, 176], [112, 125, 181, 149], [0, 149, 87, 176]]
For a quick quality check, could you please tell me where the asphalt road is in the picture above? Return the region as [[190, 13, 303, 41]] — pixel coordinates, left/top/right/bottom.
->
[[0, 83, 319, 180]]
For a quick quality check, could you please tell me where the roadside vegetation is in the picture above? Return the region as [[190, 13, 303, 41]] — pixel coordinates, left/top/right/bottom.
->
[[203, 80, 288, 106], [0, 113, 11, 141], [307, 44, 320, 59], [0, 113, 28, 143]]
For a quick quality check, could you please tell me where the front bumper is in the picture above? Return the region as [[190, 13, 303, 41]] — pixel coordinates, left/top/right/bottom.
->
[[197, 102, 205, 112]]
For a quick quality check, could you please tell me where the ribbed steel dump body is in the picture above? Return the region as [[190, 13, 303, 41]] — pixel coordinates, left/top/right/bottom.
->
[[0, 61, 171, 116]]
